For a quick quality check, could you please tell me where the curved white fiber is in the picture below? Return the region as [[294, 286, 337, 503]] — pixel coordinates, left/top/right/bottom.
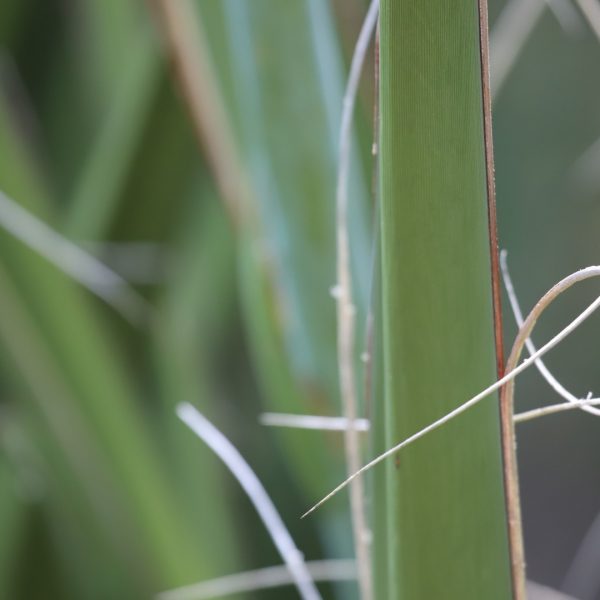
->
[[334, 1, 379, 598], [176, 403, 321, 600], [501, 250, 600, 417], [157, 559, 356, 600]]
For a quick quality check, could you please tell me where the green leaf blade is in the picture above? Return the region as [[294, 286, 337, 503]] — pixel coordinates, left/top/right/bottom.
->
[[377, 1, 513, 597]]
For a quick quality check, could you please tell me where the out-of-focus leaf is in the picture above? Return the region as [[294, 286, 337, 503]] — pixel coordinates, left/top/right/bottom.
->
[[199, 0, 372, 407], [0, 92, 212, 593], [0, 453, 25, 597], [152, 184, 241, 580], [65, 25, 162, 239], [238, 233, 339, 495]]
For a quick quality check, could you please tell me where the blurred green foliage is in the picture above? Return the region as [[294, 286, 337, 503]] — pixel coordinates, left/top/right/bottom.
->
[[0, 0, 372, 598]]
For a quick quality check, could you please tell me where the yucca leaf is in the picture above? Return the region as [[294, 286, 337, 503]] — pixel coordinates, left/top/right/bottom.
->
[[376, 1, 513, 596]]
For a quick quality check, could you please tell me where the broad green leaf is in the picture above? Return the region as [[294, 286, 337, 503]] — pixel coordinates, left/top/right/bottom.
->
[[377, 1, 512, 597]]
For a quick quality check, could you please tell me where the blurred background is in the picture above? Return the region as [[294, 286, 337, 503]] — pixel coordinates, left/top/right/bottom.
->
[[0, 0, 598, 598]]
